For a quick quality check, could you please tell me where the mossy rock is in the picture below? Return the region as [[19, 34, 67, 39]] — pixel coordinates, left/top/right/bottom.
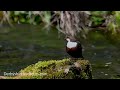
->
[[7, 59, 92, 79]]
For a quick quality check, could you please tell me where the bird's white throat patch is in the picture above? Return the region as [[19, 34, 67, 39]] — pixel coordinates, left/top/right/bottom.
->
[[67, 41, 77, 48]]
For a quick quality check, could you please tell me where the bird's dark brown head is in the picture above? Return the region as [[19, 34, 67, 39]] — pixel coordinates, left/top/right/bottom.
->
[[65, 36, 77, 42]]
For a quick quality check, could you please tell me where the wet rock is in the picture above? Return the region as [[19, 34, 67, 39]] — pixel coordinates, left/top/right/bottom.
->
[[6, 59, 92, 79]]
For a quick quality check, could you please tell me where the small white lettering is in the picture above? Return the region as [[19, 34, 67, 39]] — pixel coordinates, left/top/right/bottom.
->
[[3, 72, 47, 76]]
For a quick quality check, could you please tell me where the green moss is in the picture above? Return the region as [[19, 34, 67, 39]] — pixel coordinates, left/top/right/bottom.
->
[[7, 59, 92, 79]]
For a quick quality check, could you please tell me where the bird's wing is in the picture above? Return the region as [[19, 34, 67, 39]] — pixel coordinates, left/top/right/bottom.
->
[[76, 41, 82, 48]]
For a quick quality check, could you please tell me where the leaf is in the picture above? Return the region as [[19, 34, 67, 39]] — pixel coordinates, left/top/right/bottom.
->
[[14, 11, 21, 15], [20, 18, 25, 23]]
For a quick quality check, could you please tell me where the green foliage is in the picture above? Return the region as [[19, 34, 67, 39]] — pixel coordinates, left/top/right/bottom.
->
[[91, 11, 107, 16], [107, 23, 117, 34], [90, 11, 106, 27], [91, 16, 104, 26], [10, 11, 41, 24], [43, 11, 51, 24], [114, 11, 120, 27], [105, 11, 120, 34], [1, 11, 120, 37], [34, 15, 41, 24], [9, 11, 52, 26]]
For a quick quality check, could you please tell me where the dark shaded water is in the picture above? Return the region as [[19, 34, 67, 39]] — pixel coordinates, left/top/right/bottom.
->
[[0, 24, 120, 79]]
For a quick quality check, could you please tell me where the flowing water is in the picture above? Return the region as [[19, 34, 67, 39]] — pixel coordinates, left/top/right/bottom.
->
[[0, 24, 120, 79]]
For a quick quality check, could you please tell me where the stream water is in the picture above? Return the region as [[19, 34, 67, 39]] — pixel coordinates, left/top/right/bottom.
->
[[0, 24, 120, 79]]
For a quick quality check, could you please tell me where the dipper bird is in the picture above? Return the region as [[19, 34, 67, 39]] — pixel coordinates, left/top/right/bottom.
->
[[65, 36, 84, 60], [64, 36, 84, 74]]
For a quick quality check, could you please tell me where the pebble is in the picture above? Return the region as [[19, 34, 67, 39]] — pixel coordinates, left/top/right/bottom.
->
[[106, 62, 112, 65], [105, 74, 108, 76], [105, 65, 109, 67]]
